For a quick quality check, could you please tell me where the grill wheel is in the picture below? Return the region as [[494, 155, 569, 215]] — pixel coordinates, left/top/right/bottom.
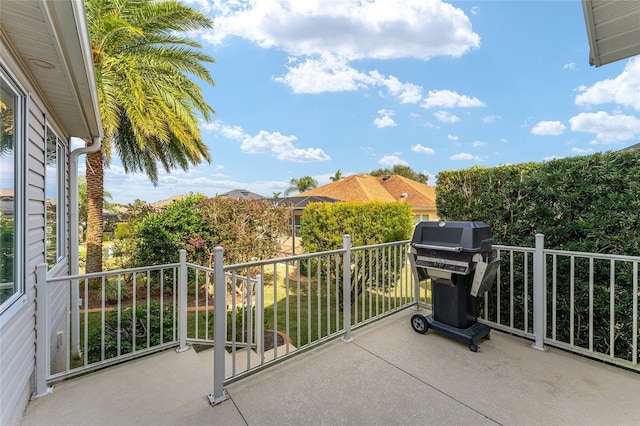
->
[[411, 314, 429, 334]]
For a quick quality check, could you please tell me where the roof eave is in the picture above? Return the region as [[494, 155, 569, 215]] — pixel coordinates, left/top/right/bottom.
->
[[44, 0, 103, 139]]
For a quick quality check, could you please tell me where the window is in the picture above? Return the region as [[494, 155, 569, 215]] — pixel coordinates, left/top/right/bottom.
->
[[0, 65, 24, 310], [46, 126, 66, 269], [413, 214, 430, 225]]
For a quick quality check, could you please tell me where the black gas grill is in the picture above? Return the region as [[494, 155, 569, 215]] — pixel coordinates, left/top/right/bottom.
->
[[409, 221, 499, 351]]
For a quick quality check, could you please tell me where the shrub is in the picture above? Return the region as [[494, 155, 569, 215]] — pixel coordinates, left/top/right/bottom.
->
[[299, 201, 413, 306], [87, 301, 174, 363]]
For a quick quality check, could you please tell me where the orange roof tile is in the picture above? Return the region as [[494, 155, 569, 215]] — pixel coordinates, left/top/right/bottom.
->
[[300, 174, 436, 208]]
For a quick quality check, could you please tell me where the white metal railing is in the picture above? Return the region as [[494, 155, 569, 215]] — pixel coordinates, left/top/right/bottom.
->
[[203, 237, 416, 404], [35, 262, 182, 392], [481, 234, 639, 372], [33, 233, 639, 403], [33, 237, 418, 401]]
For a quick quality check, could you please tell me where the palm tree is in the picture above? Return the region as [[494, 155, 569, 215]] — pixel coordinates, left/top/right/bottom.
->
[[329, 169, 343, 182], [85, 0, 215, 272], [284, 176, 318, 196]]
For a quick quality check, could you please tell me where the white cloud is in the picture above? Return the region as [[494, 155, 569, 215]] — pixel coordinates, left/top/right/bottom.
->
[[274, 55, 370, 94], [421, 89, 485, 109], [450, 152, 473, 160], [569, 111, 640, 143], [371, 72, 423, 104], [433, 110, 460, 123], [241, 130, 331, 161], [571, 147, 593, 154], [482, 115, 499, 123], [204, 119, 330, 162], [472, 141, 487, 147], [199, 1, 479, 102], [379, 155, 408, 167], [575, 57, 640, 111], [563, 62, 576, 70], [201, 0, 479, 60], [274, 55, 424, 104], [531, 120, 567, 136], [447, 134, 459, 141], [373, 109, 397, 128], [450, 152, 483, 161], [411, 144, 435, 155]]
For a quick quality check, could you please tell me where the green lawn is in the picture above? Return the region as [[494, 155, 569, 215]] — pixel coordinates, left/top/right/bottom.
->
[[72, 261, 429, 367]]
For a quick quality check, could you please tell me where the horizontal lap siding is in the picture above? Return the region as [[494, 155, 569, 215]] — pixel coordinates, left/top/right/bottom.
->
[[0, 50, 72, 424]]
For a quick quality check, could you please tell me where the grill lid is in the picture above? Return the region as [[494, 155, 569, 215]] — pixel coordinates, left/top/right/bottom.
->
[[411, 221, 492, 253]]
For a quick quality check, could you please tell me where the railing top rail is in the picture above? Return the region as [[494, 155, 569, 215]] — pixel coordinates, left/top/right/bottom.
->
[[46, 262, 181, 283], [351, 240, 410, 251], [543, 248, 640, 262], [494, 244, 535, 254], [221, 248, 347, 271]]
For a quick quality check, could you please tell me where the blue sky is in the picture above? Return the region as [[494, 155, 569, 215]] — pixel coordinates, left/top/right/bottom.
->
[[97, 0, 640, 205]]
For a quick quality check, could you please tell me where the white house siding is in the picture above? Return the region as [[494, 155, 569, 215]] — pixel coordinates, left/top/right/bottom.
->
[[0, 41, 71, 425]]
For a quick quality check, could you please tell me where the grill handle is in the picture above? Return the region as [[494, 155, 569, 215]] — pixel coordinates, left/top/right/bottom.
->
[[411, 243, 463, 252]]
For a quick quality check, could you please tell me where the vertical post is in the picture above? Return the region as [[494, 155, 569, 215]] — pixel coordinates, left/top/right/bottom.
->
[[341, 235, 353, 343], [33, 263, 53, 398], [209, 246, 229, 405], [408, 248, 421, 310], [70, 278, 80, 359], [176, 249, 188, 352], [532, 234, 548, 351], [255, 274, 264, 356]]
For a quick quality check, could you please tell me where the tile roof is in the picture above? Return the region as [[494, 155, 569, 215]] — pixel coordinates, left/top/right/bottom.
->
[[300, 174, 436, 208]]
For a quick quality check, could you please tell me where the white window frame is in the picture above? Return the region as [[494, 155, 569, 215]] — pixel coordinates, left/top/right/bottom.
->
[[45, 123, 67, 271], [0, 63, 26, 320]]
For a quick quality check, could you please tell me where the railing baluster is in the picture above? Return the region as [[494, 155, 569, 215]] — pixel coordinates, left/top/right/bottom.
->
[[589, 257, 594, 352], [570, 256, 575, 347], [342, 235, 352, 343], [177, 250, 188, 352], [610, 259, 615, 359], [633, 262, 638, 366], [552, 254, 557, 341]]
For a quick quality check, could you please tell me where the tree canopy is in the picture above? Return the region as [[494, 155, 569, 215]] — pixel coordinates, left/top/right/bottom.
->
[[85, 0, 216, 272], [370, 165, 428, 184], [284, 176, 318, 196]]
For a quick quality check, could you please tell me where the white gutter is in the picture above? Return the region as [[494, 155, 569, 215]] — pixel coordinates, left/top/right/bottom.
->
[[69, 136, 102, 359]]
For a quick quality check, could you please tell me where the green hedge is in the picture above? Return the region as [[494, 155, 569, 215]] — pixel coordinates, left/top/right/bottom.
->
[[437, 150, 640, 254], [436, 150, 640, 362], [299, 201, 413, 306]]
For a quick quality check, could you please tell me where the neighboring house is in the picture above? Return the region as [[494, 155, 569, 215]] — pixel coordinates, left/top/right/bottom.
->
[[300, 174, 439, 223], [271, 195, 338, 254], [220, 189, 266, 200], [0, 1, 103, 425]]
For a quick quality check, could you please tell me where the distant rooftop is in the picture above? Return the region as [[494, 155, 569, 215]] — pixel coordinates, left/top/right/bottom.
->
[[300, 174, 436, 208], [220, 189, 266, 200]]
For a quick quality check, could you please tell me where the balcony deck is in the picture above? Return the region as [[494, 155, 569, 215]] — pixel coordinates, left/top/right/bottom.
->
[[22, 309, 640, 425]]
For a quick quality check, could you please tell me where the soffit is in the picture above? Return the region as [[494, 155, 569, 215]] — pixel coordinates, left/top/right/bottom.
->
[[0, 0, 102, 140], [582, 0, 640, 66]]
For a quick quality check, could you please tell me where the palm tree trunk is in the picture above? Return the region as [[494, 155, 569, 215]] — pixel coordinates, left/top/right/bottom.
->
[[86, 149, 103, 273]]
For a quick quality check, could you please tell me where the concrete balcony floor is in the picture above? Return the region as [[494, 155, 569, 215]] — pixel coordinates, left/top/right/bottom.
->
[[22, 309, 640, 425]]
